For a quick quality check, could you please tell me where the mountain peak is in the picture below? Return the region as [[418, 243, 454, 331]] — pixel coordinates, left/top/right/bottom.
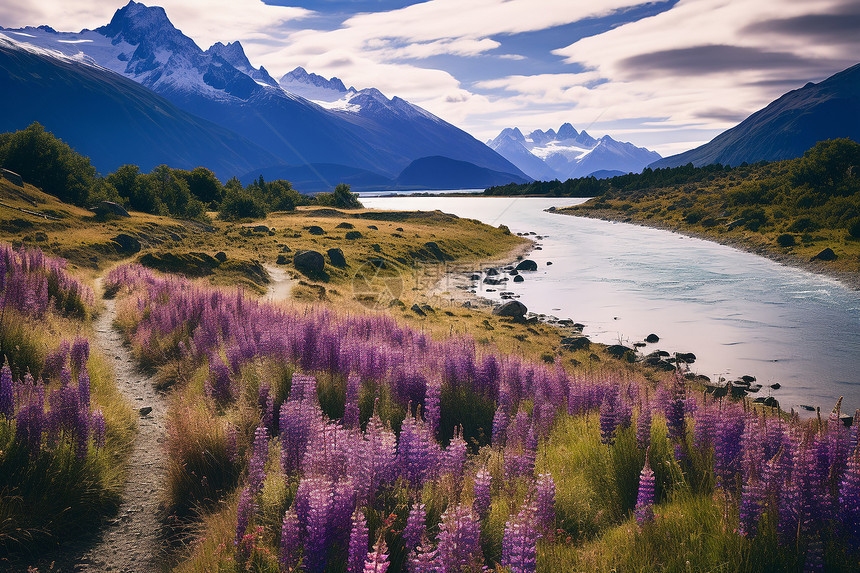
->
[[280, 66, 347, 93], [557, 122, 578, 140], [99, 1, 177, 44], [207, 41, 251, 69]]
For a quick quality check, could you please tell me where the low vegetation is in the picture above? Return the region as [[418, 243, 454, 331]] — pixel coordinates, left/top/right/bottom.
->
[[99, 262, 860, 572], [0, 244, 133, 559]]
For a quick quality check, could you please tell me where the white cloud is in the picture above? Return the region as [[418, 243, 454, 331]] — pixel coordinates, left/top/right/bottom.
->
[[0, 0, 310, 50]]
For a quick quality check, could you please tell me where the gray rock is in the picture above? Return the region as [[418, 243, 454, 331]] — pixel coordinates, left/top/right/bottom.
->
[[276, 254, 289, 265], [411, 303, 426, 316], [485, 267, 499, 276], [111, 233, 141, 254], [327, 248, 346, 267], [139, 406, 152, 417], [513, 275, 524, 283], [492, 300, 527, 319], [253, 225, 270, 233], [345, 230, 363, 240], [515, 259, 538, 271], [645, 333, 659, 343], [606, 345, 635, 362], [336, 222, 355, 229], [307, 225, 325, 235], [95, 201, 131, 218], [560, 336, 590, 350], [294, 250, 325, 274], [811, 247, 837, 261], [770, 383, 781, 390]]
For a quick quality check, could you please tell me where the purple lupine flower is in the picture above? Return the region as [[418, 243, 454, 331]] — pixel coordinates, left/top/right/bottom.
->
[[738, 470, 764, 537], [75, 405, 90, 458], [535, 473, 556, 535], [206, 355, 234, 405], [424, 380, 440, 435], [635, 449, 655, 525], [714, 412, 745, 490], [778, 473, 801, 545], [344, 374, 361, 429], [0, 360, 13, 419], [443, 427, 467, 483], [472, 467, 492, 520], [502, 501, 537, 573], [60, 366, 72, 388], [348, 509, 369, 573], [409, 540, 441, 573], [90, 409, 106, 449], [304, 478, 334, 573], [491, 406, 508, 447], [70, 337, 89, 373], [599, 392, 618, 446], [839, 449, 860, 550], [41, 340, 69, 381], [77, 369, 90, 409], [437, 504, 482, 572], [235, 487, 257, 557], [664, 376, 686, 445], [364, 538, 390, 573], [636, 402, 652, 449], [248, 425, 269, 494], [331, 479, 357, 545], [16, 402, 44, 453], [403, 501, 426, 553], [279, 508, 301, 572], [397, 414, 439, 489], [693, 403, 716, 451]]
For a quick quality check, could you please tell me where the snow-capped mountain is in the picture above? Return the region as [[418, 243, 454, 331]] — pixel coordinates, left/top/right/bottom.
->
[[0, 1, 528, 191], [488, 123, 660, 181], [279, 66, 352, 103], [207, 41, 278, 88]]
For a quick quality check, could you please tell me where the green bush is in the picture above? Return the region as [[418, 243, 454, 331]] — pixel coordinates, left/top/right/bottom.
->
[[776, 233, 796, 247], [315, 183, 363, 209], [849, 219, 860, 238]]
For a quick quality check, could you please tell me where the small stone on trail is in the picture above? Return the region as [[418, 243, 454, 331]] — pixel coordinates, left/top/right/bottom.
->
[[139, 406, 153, 417]]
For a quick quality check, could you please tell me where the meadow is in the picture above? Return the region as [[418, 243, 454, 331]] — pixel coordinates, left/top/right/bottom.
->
[[83, 261, 860, 572]]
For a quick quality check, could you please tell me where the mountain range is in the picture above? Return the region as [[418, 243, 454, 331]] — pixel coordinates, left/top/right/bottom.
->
[[488, 123, 661, 180], [652, 63, 860, 168], [0, 1, 529, 191]]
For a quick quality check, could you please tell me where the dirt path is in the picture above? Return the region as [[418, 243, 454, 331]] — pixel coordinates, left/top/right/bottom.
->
[[72, 288, 168, 572], [28, 285, 169, 572]]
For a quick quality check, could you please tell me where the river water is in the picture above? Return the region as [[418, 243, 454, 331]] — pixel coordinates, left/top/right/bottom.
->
[[362, 195, 860, 415]]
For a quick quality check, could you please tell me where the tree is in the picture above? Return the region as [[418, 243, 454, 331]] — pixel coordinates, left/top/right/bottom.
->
[[0, 122, 96, 205], [316, 183, 362, 208]]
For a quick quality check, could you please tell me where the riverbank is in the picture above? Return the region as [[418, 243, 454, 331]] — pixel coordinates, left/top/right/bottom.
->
[[554, 205, 860, 291]]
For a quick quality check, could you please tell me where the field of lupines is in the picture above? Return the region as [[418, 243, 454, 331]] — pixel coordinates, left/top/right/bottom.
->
[[101, 261, 860, 572], [0, 244, 131, 556]]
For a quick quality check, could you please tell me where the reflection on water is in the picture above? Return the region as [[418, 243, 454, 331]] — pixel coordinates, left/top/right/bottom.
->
[[364, 196, 860, 414]]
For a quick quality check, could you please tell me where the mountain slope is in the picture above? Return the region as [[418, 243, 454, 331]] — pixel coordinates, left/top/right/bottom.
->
[[395, 156, 530, 189], [652, 63, 860, 168], [0, 37, 279, 179], [488, 123, 659, 180]]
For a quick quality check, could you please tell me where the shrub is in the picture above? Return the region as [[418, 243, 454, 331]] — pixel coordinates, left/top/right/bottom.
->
[[849, 219, 860, 239], [776, 233, 796, 247]]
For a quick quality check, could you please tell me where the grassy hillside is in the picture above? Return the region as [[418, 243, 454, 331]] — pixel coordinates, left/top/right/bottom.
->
[[542, 140, 860, 285]]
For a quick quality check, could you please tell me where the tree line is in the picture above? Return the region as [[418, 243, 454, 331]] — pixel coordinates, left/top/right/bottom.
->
[[0, 123, 362, 221]]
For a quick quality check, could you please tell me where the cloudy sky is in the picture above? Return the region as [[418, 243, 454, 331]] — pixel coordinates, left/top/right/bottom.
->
[[3, 0, 857, 156]]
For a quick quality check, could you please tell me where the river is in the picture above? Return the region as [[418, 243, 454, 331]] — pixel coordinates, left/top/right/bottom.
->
[[361, 195, 860, 415]]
